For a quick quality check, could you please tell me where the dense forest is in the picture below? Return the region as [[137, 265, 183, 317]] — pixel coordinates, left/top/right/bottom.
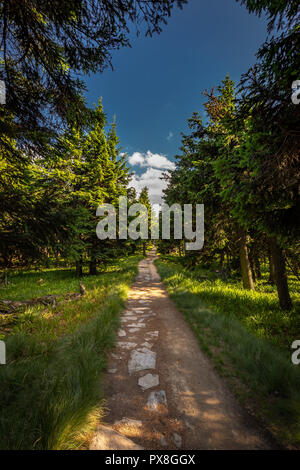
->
[[0, 0, 165, 276], [0, 0, 299, 452]]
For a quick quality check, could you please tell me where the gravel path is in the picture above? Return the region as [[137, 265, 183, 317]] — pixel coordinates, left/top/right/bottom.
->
[[90, 249, 276, 450]]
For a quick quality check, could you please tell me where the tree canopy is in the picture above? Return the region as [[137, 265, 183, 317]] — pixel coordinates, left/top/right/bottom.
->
[[0, 0, 187, 157]]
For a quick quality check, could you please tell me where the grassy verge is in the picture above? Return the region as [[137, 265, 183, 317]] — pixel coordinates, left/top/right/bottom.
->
[[156, 256, 300, 448], [0, 255, 141, 450]]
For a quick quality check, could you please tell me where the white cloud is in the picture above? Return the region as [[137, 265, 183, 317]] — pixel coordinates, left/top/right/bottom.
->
[[128, 150, 175, 171], [146, 152, 175, 170], [129, 168, 169, 206], [128, 150, 175, 206], [167, 131, 173, 142], [128, 152, 145, 166]]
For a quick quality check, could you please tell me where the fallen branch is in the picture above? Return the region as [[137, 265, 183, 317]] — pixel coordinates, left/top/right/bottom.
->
[[0, 288, 85, 315]]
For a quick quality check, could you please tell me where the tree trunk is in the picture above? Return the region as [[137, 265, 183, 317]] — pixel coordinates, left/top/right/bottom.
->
[[55, 253, 60, 267], [268, 249, 275, 285], [239, 230, 254, 290], [89, 259, 97, 275], [143, 242, 146, 257], [249, 250, 256, 284], [76, 259, 83, 277], [269, 237, 292, 310], [254, 251, 261, 279], [220, 251, 224, 268]]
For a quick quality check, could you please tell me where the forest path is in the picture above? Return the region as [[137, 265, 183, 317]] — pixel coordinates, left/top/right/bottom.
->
[[90, 249, 276, 450]]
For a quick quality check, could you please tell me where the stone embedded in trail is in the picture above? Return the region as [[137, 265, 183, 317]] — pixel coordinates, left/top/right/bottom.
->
[[137, 347, 154, 355], [128, 349, 156, 374], [146, 331, 159, 338], [173, 433, 182, 448], [112, 353, 122, 360], [185, 420, 195, 431], [118, 329, 126, 337], [128, 328, 140, 333], [128, 323, 146, 328], [114, 418, 143, 428], [117, 341, 137, 350], [160, 436, 167, 447], [141, 341, 153, 349], [108, 368, 117, 374], [138, 373, 159, 391], [146, 390, 167, 411], [89, 425, 143, 450], [121, 317, 137, 323]]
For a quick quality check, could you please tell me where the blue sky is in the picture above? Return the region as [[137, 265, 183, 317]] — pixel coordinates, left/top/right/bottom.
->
[[84, 0, 268, 204]]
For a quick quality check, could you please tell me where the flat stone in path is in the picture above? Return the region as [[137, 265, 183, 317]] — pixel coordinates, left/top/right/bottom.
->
[[111, 353, 122, 360], [146, 390, 167, 411], [128, 349, 156, 374], [146, 331, 159, 338], [133, 307, 150, 311], [89, 425, 143, 450], [121, 318, 135, 324], [114, 418, 143, 428], [118, 329, 126, 337], [173, 433, 182, 448], [137, 347, 155, 355], [128, 328, 140, 333], [117, 341, 137, 350], [138, 373, 159, 391], [141, 341, 153, 349]]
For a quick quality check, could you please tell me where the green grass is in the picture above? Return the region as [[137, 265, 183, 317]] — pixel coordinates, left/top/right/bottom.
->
[[0, 255, 141, 450], [156, 256, 300, 448]]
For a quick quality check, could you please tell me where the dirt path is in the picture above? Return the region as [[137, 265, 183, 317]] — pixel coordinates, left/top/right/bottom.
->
[[90, 249, 276, 450]]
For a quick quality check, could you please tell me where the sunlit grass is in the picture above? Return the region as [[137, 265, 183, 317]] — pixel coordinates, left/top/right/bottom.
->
[[158, 257, 300, 350], [0, 260, 133, 302]]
